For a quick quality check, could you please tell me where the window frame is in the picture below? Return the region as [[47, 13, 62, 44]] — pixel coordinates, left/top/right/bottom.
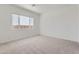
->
[[11, 14, 34, 29]]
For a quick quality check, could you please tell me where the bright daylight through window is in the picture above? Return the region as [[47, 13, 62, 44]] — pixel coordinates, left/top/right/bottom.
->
[[12, 14, 34, 29]]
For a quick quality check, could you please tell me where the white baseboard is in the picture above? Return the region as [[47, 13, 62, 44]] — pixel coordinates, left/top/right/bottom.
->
[[40, 34, 79, 43], [0, 34, 40, 46]]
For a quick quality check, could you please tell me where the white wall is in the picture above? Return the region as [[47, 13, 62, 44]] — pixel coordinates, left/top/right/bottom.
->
[[77, 5, 79, 40], [40, 5, 78, 42], [0, 4, 40, 44], [0, 4, 78, 44]]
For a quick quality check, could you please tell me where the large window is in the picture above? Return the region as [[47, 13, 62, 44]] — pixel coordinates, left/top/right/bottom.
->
[[20, 16, 30, 25], [12, 14, 34, 29], [12, 14, 19, 25]]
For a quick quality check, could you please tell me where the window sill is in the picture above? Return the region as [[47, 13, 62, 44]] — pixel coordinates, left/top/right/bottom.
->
[[11, 25, 33, 30]]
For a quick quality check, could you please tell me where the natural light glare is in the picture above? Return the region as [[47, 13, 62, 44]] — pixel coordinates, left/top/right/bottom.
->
[[12, 14, 19, 25], [30, 17, 34, 26], [20, 16, 30, 25], [12, 14, 34, 26]]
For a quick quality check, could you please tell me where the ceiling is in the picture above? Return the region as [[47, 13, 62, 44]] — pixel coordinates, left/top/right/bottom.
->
[[16, 4, 77, 14]]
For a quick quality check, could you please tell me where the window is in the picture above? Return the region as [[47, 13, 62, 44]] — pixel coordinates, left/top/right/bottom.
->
[[29, 17, 34, 26], [20, 16, 30, 25], [12, 14, 34, 29], [12, 14, 19, 25]]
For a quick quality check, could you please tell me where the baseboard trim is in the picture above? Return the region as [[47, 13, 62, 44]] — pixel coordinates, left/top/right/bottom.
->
[[0, 34, 40, 46], [40, 34, 79, 43]]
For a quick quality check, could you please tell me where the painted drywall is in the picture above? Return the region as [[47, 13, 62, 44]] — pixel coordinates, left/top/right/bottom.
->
[[40, 5, 78, 42], [0, 4, 40, 44], [77, 5, 79, 40]]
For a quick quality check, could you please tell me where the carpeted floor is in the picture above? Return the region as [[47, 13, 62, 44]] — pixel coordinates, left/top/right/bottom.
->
[[0, 35, 79, 54]]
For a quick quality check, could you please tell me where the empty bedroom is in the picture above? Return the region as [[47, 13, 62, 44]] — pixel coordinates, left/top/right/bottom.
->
[[0, 4, 78, 54]]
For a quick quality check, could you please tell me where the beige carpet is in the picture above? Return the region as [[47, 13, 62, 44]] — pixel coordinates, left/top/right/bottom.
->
[[0, 35, 79, 54]]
